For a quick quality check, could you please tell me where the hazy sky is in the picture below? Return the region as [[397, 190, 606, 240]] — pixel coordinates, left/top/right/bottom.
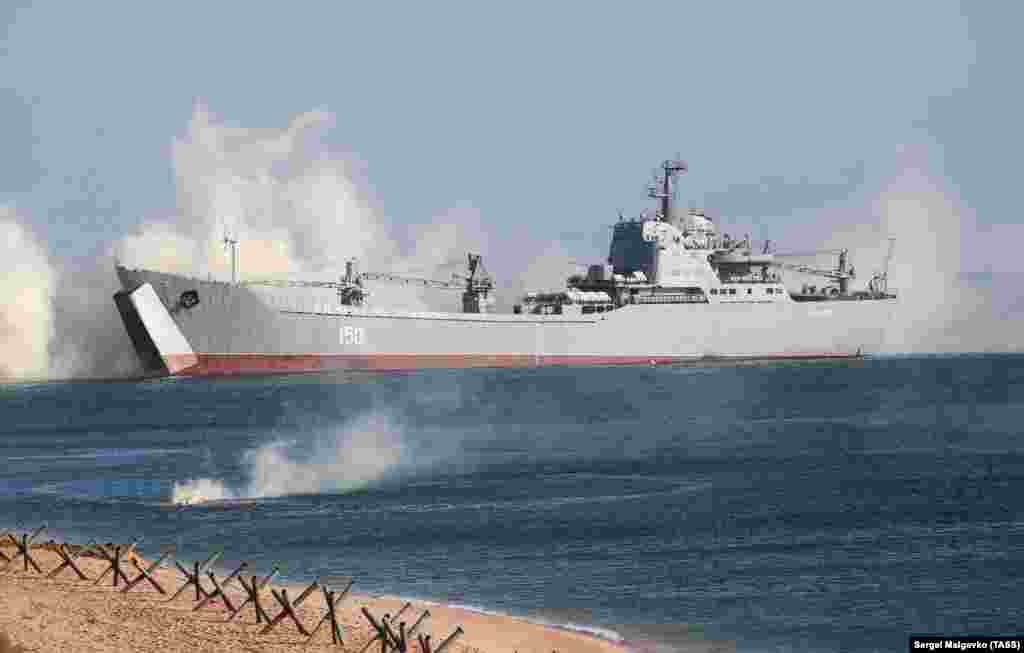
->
[[1, 2, 1020, 290]]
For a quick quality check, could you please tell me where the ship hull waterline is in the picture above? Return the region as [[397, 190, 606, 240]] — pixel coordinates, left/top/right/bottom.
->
[[163, 351, 860, 377]]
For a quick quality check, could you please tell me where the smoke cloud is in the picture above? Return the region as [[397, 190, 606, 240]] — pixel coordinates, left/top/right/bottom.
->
[[797, 146, 1024, 353], [172, 411, 417, 504], [0, 209, 54, 379], [117, 104, 396, 281], [117, 104, 497, 314], [2, 104, 501, 380], [46, 260, 142, 379], [0, 207, 140, 380]]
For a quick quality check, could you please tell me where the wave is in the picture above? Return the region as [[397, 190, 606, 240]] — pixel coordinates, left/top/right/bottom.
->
[[400, 596, 625, 643]]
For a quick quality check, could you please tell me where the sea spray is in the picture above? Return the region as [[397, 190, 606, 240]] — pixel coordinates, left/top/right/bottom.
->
[[172, 411, 412, 504], [172, 477, 234, 505]]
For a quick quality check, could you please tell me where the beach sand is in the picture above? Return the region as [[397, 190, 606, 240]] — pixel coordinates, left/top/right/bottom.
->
[[0, 545, 638, 653]]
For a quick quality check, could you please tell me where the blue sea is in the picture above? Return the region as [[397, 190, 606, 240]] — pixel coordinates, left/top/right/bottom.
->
[[1, 355, 1023, 652]]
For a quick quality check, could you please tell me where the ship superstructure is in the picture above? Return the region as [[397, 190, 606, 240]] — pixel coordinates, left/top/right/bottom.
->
[[113, 158, 896, 377]]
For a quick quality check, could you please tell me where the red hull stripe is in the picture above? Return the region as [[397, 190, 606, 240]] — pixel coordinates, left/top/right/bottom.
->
[[163, 352, 858, 376]]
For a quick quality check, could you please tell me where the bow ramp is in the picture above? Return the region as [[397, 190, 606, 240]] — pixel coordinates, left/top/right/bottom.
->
[[113, 282, 198, 376]]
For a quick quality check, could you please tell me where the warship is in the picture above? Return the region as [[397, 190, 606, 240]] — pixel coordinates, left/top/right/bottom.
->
[[114, 159, 897, 377]]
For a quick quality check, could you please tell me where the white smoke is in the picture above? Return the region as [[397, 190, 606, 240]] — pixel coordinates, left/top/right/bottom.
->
[[117, 104, 495, 314], [0, 207, 139, 380], [802, 147, 1024, 353], [506, 241, 578, 299], [1, 104, 497, 381], [45, 258, 143, 380], [0, 209, 54, 379], [172, 411, 412, 504], [117, 104, 396, 282]]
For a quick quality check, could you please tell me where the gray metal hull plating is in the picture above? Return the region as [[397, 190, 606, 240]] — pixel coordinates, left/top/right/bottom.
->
[[115, 266, 894, 375]]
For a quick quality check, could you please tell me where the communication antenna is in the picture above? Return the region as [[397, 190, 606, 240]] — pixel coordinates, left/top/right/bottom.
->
[[223, 229, 239, 285]]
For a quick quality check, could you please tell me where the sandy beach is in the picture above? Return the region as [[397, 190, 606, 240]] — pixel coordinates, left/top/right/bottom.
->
[[0, 544, 636, 653]]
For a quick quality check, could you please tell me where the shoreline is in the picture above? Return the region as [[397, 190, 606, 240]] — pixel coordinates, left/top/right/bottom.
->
[[373, 593, 629, 646], [0, 544, 636, 653]]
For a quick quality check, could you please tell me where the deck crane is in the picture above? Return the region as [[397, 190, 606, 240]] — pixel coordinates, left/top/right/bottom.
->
[[361, 253, 495, 313], [359, 270, 464, 289], [768, 242, 895, 299], [772, 249, 846, 258], [242, 265, 370, 307], [244, 253, 496, 313], [768, 249, 856, 296], [867, 238, 896, 298]]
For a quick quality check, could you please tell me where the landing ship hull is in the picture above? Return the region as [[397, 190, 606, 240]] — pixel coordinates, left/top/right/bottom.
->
[[114, 266, 894, 377]]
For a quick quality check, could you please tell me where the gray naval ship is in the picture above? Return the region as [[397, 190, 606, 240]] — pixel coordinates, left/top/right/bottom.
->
[[114, 159, 897, 376]]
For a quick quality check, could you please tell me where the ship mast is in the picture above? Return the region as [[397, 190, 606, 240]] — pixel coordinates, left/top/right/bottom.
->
[[647, 158, 688, 221], [223, 233, 239, 285]]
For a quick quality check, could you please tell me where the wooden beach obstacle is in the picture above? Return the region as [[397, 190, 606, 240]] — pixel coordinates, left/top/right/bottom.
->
[[358, 603, 412, 653], [0, 524, 47, 574], [0, 527, 12, 564], [121, 548, 174, 594], [385, 611, 430, 653], [46, 539, 108, 581], [426, 627, 465, 653], [227, 567, 280, 623], [94, 543, 136, 587], [407, 608, 431, 641], [168, 548, 223, 602], [360, 603, 428, 653], [0, 529, 471, 653], [48, 542, 94, 581], [361, 606, 399, 653], [384, 608, 433, 653], [92, 538, 142, 587], [260, 578, 320, 636], [193, 560, 248, 611], [306, 579, 355, 645]]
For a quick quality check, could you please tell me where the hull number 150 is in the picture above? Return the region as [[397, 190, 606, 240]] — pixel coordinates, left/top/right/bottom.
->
[[340, 326, 366, 345]]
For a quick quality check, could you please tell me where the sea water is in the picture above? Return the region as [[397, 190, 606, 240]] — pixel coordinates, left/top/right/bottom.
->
[[1, 355, 1022, 652]]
